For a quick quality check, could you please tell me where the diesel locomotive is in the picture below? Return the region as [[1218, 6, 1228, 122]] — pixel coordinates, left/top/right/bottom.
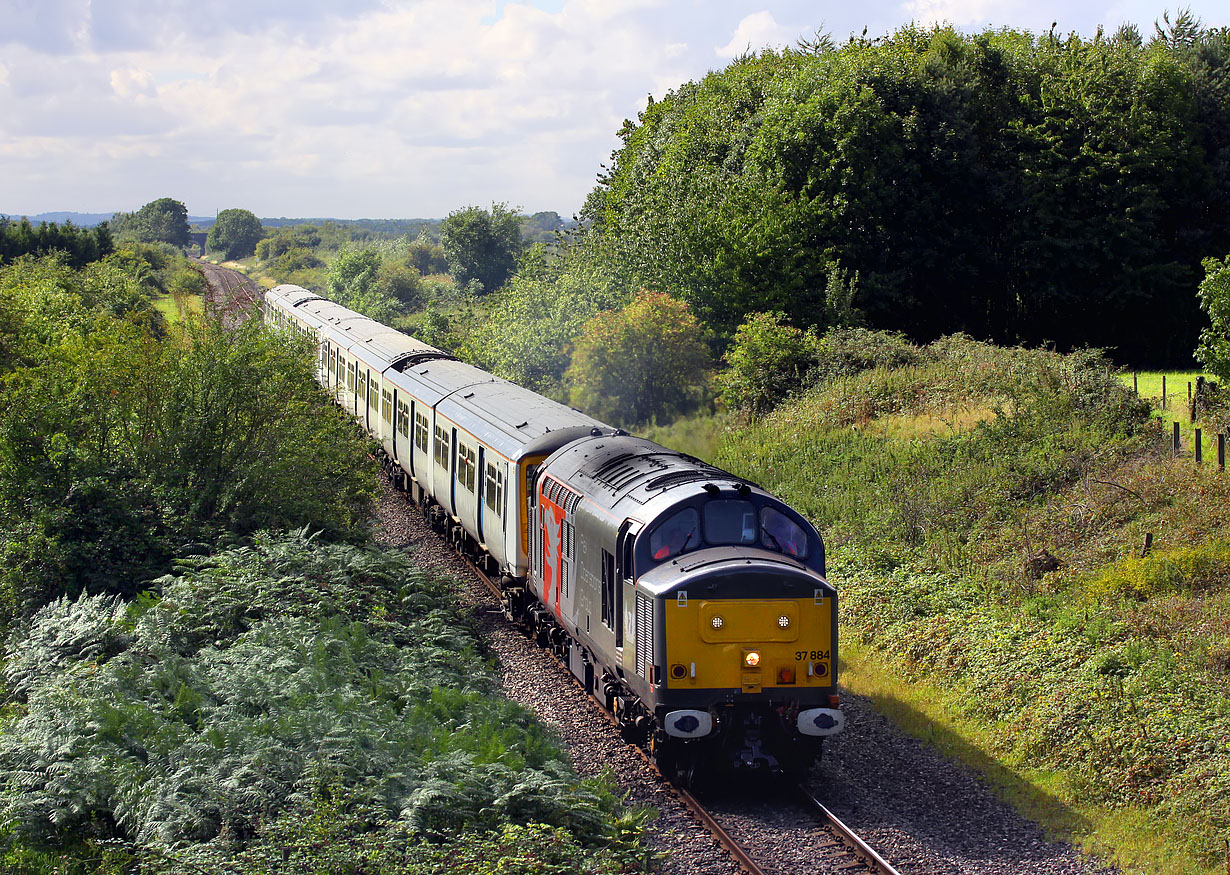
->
[[264, 284, 844, 780]]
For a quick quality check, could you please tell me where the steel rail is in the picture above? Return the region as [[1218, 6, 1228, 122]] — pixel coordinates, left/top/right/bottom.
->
[[796, 784, 903, 875]]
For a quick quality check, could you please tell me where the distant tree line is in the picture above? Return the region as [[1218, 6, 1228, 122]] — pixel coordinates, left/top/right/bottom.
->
[[581, 15, 1230, 365], [0, 217, 114, 267]]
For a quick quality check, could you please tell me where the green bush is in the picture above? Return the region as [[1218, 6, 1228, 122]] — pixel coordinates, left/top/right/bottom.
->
[[0, 535, 643, 871]]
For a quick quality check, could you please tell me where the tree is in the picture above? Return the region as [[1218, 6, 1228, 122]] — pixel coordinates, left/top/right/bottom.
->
[[461, 250, 626, 393], [1196, 254, 1230, 381], [440, 203, 523, 293], [566, 290, 711, 425], [717, 312, 816, 414], [326, 248, 400, 322], [207, 208, 263, 260], [111, 197, 191, 247], [406, 232, 449, 276]]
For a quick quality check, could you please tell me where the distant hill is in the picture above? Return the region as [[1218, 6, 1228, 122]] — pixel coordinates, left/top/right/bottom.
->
[[0, 211, 218, 228], [3, 212, 574, 237], [2, 211, 120, 227]]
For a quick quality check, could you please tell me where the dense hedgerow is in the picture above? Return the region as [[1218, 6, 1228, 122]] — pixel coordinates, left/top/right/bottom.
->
[[0, 532, 646, 873]]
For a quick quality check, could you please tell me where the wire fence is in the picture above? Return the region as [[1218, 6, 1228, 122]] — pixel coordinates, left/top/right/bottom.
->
[[1131, 372, 1228, 470]]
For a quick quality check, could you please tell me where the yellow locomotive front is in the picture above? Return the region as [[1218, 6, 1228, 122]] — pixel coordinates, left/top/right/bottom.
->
[[628, 516, 843, 779], [665, 592, 834, 697]]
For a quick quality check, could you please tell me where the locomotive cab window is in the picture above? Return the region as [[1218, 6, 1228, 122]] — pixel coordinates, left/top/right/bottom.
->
[[760, 507, 809, 558], [650, 508, 699, 561], [704, 500, 757, 546]]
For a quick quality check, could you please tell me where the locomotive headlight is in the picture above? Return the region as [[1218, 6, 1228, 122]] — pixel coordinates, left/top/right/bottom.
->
[[711, 616, 724, 629], [744, 650, 761, 668], [778, 615, 790, 628]]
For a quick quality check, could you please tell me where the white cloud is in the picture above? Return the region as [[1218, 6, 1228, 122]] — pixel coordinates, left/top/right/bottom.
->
[[714, 11, 794, 58], [109, 67, 155, 99]]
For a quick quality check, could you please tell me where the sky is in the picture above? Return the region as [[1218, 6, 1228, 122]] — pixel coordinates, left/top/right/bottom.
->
[[1, 0, 1226, 220]]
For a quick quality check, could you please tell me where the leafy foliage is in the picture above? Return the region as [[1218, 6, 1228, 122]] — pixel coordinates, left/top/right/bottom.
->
[[1196, 253, 1230, 381], [566, 290, 711, 425], [0, 257, 378, 629], [324, 245, 429, 322], [0, 534, 646, 873], [0, 217, 114, 268], [717, 312, 817, 414], [110, 198, 191, 248], [458, 248, 627, 395], [207, 209, 264, 261], [583, 24, 1230, 362], [440, 204, 523, 294]]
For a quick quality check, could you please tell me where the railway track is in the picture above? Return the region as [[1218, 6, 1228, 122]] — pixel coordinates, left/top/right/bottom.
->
[[193, 258, 262, 326], [456, 526, 903, 875]]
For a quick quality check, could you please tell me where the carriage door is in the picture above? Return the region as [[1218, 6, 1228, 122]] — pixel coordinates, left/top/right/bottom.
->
[[476, 446, 486, 543], [391, 389, 400, 463], [449, 428, 458, 515], [615, 521, 641, 652]]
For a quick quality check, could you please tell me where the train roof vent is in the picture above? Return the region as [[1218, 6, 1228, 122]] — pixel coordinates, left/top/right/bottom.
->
[[645, 470, 714, 492], [591, 453, 671, 491]]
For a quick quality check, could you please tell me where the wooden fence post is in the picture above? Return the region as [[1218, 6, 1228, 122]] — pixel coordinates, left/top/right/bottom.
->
[[1173, 421, 1181, 458], [1133, 372, 1138, 394], [1196, 428, 1203, 464], [1162, 374, 1167, 410]]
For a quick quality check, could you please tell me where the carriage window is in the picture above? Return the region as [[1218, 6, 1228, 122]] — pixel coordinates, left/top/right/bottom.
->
[[760, 507, 809, 558], [457, 442, 476, 492], [368, 376, 378, 412], [398, 401, 410, 438], [382, 389, 392, 423], [649, 508, 699, 561], [485, 463, 504, 515], [704, 500, 757, 546], [434, 425, 450, 467], [414, 412, 429, 451]]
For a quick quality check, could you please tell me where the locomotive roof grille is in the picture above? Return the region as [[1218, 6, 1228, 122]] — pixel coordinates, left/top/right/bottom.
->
[[644, 470, 719, 492], [592, 453, 670, 491]]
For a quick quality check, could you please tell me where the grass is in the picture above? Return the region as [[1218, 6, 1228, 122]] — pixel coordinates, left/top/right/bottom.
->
[[152, 292, 203, 323], [694, 337, 1230, 874], [637, 410, 730, 461], [840, 643, 1218, 875]]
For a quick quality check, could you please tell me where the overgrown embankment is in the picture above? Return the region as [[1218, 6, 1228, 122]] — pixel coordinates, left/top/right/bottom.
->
[[712, 334, 1230, 874]]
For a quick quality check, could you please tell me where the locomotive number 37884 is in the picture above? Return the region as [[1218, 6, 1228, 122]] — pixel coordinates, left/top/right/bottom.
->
[[796, 650, 831, 661]]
